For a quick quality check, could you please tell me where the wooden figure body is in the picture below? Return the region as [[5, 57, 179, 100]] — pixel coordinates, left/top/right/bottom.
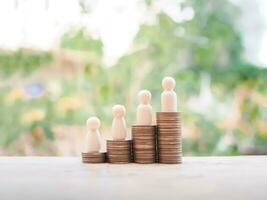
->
[[161, 76, 177, 112], [85, 117, 101, 152], [111, 105, 127, 140], [136, 90, 152, 125]]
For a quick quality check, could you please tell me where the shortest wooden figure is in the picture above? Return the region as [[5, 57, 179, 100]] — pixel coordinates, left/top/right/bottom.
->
[[85, 117, 101, 152], [107, 105, 132, 164], [81, 117, 106, 163]]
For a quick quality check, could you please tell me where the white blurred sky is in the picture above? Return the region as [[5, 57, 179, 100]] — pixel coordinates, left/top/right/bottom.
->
[[0, 0, 266, 67]]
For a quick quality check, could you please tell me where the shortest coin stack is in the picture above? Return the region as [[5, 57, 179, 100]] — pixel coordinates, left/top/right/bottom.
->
[[132, 125, 157, 164], [81, 152, 106, 163], [157, 112, 182, 164], [107, 140, 132, 164]]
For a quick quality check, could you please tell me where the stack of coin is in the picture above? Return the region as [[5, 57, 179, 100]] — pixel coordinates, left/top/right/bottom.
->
[[155, 126, 159, 163], [132, 125, 157, 164], [106, 140, 132, 164], [81, 152, 106, 163], [156, 112, 182, 164]]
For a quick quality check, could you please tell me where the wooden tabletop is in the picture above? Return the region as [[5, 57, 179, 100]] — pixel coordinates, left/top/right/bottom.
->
[[0, 156, 266, 200]]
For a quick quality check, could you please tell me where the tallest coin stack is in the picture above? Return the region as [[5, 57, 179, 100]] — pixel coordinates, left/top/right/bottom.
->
[[156, 112, 182, 164]]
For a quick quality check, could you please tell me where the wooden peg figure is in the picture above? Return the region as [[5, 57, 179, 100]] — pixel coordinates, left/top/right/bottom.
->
[[136, 90, 152, 125], [85, 117, 101, 153], [161, 76, 177, 112], [111, 105, 127, 140]]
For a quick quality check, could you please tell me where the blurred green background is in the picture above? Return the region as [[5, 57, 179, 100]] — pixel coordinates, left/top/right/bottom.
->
[[0, 0, 267, 156]]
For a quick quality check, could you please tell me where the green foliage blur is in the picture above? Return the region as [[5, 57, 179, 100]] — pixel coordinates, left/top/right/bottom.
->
[[0, 0, 267, 156]]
